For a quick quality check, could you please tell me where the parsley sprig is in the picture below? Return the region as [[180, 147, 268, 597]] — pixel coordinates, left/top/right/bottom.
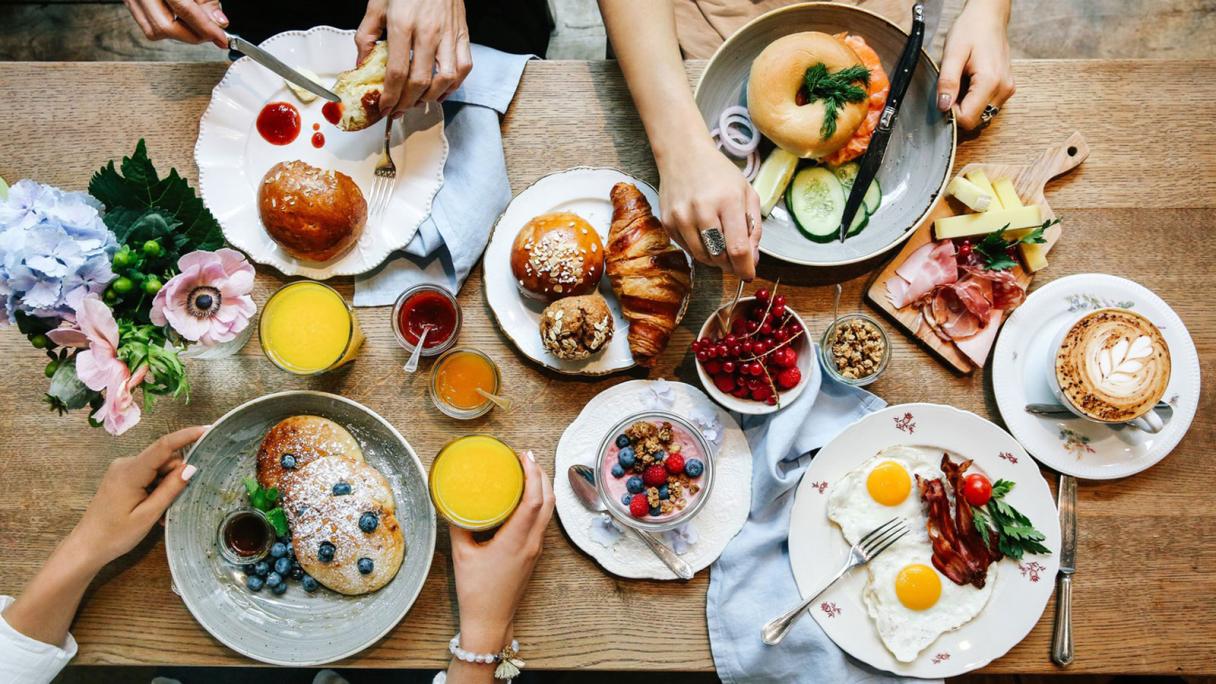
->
[[802, 63, 871, 140], [242, 476, 289, 537], [974, 218, 1060, 271], [971, 479, 1050, 560]]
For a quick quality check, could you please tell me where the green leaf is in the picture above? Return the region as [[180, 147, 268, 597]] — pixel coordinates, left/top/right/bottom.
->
[[46, 360, 96, 411], [265, 508, 289, 537], [802, 62, 871, 140], [990, 479, 1015, 499], [242, 476, 259, 497], [975, 218, 1061, 271]]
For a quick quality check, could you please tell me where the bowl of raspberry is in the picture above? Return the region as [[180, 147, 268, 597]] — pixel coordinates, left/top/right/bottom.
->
[[596, 412, 714, 532], [693, 288, 815, 415]]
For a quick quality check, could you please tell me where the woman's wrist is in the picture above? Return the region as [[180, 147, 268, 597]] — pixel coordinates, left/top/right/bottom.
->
[[457, 619, 512, 654], [59, 526, 111, 577]]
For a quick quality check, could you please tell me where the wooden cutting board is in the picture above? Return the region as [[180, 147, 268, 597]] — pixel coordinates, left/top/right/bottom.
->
[[865, 131, 1090, 372]]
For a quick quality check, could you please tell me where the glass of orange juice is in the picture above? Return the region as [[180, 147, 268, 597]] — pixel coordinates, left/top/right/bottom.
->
[[430, 435, 525, 530], [430, 347, 501, 419], [259, 281, 364, 375]]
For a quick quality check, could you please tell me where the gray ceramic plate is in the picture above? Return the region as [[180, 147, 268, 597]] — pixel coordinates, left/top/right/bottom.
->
[[165, 391, 436, 666], [694, 3, 956, 266]]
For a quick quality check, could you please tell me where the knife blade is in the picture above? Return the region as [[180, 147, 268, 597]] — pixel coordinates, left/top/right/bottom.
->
[[1052, 473, 1076, 666], [838, 3, 925, 242], [227, 34, 340, 103]]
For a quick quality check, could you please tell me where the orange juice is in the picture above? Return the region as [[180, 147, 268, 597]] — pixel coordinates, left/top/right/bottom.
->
[[430, 435, 524, 530], [430, 348, 499, 418], [259, 281, 364, 374]]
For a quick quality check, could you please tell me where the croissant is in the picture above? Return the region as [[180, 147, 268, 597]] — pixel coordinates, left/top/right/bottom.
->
[[605, 182, 692, 367]]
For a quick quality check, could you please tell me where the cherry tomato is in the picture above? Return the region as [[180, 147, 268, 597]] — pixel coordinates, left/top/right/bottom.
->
[[963, 473, 993, 506]]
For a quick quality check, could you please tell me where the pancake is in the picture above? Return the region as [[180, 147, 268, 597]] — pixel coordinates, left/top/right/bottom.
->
[[256, 415, 364, 490]]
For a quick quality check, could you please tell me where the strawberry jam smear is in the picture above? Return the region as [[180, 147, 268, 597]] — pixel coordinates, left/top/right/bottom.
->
[[823, 33, 891, 166]]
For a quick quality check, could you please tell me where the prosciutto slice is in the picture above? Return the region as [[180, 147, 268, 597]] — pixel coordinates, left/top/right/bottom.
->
[[954, 310, 1004, 368], [885, 240, 958, 308]]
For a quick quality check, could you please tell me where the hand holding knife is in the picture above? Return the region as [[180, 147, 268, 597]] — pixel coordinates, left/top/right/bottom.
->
[[1052, 473, 1076, 666]]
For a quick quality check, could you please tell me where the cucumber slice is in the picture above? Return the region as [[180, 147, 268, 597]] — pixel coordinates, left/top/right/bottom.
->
[[786, 167, 844, 243], [862, 177, 882, 215], [833, 161, 881, 220], [847, 211, 868, 237], [832, 162, 861, 193]]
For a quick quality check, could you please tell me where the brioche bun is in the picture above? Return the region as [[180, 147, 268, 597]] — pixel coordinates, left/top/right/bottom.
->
[[333, 42, 387, 131], [747, 32, 868, 159], [258, 161, 367, 263], [510, 212, 604, 301]]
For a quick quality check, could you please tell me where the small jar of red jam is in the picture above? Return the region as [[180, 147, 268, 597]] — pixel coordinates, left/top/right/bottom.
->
[[217, 508, 275, 565], [392, 284, 462, 358]]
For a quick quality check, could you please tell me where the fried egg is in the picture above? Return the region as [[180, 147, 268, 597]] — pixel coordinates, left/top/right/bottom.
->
[[826, 446, 997, 662]]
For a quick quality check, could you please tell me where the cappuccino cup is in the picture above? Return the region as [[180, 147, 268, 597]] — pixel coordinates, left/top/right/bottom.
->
[[1046, 308, 1171, 433]]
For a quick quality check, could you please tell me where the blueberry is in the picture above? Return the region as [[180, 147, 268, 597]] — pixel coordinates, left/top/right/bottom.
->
[[621, 493, 633, 506], [270, 542, 287, 559], [271, 581, 288, 595], [615, 434, 630, 448], [654, 449, 667, 462], [685, 459, 705, 477], [265, 571, 283, 588], [617, 447, 636, 468], [358, 512, 379, 533], [626, 476, 644, 494], [245, 575, 265, 592], [649, 506, 661, 517], [611, 464, 625, 478], [332, 481, 352, 496], [289, 565, 304, 581], [302, 575, 319, 593], [254, 560, 270, 577], [274, 557, 292, 575], [658, 485, 670, 500], [242, 564, 258, 576], [318, 541, 335, 563], [285, 541, 294, 557], [280, 453, 297, 469], [357, 557, 374, 575]]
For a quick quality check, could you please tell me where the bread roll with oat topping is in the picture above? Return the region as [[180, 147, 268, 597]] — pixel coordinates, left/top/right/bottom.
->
[[509, 212, 604, 301]]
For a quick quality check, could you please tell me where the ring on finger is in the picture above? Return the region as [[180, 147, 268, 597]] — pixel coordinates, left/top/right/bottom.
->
[[979, 104, 1000, 127], [746, 213, 757, 235], [700, 227, 727, 257]]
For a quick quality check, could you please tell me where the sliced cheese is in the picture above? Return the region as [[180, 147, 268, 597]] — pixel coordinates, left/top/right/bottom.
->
[[964, 170, 1001, 210], [933, 205, 1043, 240], [946, 175, 992, 212], [1020, 241, 1049, 272], [993, 178, 1023, 209]]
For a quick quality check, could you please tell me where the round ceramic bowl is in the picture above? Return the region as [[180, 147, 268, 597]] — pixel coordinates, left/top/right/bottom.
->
[[595, 411, 715, 533], [391, 283, 462, 358], [166, 391, 436, 666], [694, 3, 956, 267], [819, 312, 891, 387], [429, 347, 501, 420], [694, 296, 816, 415]]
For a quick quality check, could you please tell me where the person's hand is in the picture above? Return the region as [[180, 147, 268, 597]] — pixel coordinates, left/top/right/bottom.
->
[[658, 138, 763, 281], [937, 0, 1014, 130], [123, 0, 229, 48], [448, 450, 554, 654], [356, 0, 473, 117], [66, 425, 206, 572]]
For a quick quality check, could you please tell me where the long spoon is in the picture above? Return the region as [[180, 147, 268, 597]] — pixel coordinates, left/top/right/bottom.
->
[[718, 280, 747, 335], [475, 388, 512, 412], [403, 325, 432, 374]]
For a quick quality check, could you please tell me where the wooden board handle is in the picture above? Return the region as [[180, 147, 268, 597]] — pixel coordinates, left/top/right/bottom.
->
[[1023, 131, 1089, 195]]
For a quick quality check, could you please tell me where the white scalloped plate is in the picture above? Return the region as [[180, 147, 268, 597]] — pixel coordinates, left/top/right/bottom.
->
[[195, 26, 448, 279], [788, 403, 1059, 678]]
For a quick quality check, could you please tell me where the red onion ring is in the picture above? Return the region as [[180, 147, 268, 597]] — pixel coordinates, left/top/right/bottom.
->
[[718, 105, 759, 156], [742, 149, 760, 181]]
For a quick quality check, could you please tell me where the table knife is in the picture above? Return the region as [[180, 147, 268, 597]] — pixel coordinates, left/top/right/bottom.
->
[[227, 33, 340, 103], [1052, 473, 1076, 666], [838, 3, 925, 241]]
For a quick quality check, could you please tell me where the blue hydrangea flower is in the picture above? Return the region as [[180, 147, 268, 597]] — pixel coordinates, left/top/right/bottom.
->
[[0, 180, 116, 325]]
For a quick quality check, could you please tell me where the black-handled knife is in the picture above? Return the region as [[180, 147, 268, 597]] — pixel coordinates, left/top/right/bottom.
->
[[838, 3, 925, 242]]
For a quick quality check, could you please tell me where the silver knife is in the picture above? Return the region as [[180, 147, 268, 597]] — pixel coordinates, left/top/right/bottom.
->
[[227, 34, 340, 103], [1051, 473, 1076, 666]]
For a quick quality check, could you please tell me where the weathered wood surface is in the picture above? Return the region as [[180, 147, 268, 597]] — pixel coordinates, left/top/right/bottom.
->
[[0, 59, 1213, 674]]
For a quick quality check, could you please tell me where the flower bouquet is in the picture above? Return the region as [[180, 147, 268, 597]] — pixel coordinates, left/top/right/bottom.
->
[[0, 141, 255, 435]]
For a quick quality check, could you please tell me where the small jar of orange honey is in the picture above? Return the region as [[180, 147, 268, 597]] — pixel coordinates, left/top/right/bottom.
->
[[429, 435, 524, 530], [430, 347, 501, 419]]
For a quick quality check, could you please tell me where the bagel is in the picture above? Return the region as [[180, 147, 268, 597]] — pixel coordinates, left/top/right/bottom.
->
[[747, 32, 869, 160]]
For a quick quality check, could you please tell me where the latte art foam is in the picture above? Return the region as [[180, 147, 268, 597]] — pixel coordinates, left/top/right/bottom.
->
[[1055, 309, 1170, 423]]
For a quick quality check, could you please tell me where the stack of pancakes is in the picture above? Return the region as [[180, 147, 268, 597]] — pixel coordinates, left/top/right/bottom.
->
[[256, 415, 404, 595]]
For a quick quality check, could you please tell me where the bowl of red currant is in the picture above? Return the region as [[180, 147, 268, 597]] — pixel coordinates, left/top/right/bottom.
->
[[692, 286, 816, 414]]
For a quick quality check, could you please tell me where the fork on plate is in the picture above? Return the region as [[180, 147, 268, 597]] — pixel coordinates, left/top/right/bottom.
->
[[761, 516, 910, 646], [367, 118, 396, 224]]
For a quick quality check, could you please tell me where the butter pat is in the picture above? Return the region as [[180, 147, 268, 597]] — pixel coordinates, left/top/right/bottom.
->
[[964, 171, 1001, 210], [934, 205, 1043, 239], [285, 67, 324, 103], [946, 175, 992, 212], [993, 178, 1023, 209]]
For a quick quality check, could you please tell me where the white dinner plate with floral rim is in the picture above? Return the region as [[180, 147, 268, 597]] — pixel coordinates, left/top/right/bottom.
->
[[484, 167, 692, 375], [992, 273, 1201, 480], [195, 26, 447, 279], [553, 380, 752, 579], [787, 403, 1060, 678]]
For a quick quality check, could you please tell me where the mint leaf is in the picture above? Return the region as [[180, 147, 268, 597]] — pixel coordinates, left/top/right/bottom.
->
[[265, 508, 289, 537], [242, 476, 259, 498]]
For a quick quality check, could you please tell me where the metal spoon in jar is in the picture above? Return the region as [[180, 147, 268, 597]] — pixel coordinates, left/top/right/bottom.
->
[[403, 325, 433, 374]]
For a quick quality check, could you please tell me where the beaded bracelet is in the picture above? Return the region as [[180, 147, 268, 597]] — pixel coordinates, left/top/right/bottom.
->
[[448, 632, 526, 680]]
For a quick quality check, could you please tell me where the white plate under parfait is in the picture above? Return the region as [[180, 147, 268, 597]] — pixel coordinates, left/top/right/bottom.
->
[[484, 167, 692, 375], [787, 403, 1060, 678], [195, 26, 448, 279], [992, 273, 1201, 480], [554, 380, 752, 579]]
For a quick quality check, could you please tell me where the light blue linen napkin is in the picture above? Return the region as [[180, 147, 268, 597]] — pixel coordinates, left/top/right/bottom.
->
[[707, 355, 934, 684], [353, 45, 532, 306]]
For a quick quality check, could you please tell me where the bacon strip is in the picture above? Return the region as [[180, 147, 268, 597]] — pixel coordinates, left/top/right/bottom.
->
[[916, 454, 1002, 588]]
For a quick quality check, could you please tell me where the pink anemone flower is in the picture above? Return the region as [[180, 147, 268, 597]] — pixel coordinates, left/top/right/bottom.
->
[[151, 248, 256, 346], [71, 294, 143, 435]]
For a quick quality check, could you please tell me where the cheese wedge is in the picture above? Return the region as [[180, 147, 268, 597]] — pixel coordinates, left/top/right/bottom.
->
[[946, 175, 992, 212], [989, 178, 1049, 271], [934, 205, 1043, 240], [964, 171, 1001, 210], [993, 178, 1023, 209]]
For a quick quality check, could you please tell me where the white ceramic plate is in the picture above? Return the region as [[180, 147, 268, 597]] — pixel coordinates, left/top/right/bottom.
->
[[484, 167, 691, 375], [992, 273, 1201, 480], [553, 380, 751, 579], [787, 403, 1060, 678], [195, 26, 448, 279]]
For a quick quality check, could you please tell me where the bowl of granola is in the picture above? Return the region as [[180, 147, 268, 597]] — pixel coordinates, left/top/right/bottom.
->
[[595, 411, 714, 532], [819, 313, 890, 386]]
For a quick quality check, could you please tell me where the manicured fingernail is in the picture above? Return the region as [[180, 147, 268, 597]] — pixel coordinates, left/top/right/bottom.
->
[[525, 450, 536, 462], [181, 464, 198, 482], [937, 93, 952, 111], [212, 9, 228, 25]]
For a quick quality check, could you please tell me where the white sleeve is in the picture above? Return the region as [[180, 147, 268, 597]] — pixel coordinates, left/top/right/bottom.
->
[[0, 596, 77, 684]]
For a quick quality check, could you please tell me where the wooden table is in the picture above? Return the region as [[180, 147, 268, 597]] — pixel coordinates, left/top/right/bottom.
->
[[0, 59, 1213, 676]]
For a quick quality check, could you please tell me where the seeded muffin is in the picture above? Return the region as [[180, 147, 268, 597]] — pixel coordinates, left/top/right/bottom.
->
[[509, 212, 604, 301], [538, 293, 614, 360]]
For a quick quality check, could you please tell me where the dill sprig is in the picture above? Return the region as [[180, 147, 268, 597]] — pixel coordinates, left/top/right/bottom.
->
[[802, 63, 871, 140]]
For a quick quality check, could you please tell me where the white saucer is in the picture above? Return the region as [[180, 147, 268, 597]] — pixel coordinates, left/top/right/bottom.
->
[[553, 380, 752, 579], [992, 273, 1200, 480]]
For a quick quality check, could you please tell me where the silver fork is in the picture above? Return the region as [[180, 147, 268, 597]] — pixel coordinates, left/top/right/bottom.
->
[[367, 118, 396, 225], [761, 517, 910, 646]]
